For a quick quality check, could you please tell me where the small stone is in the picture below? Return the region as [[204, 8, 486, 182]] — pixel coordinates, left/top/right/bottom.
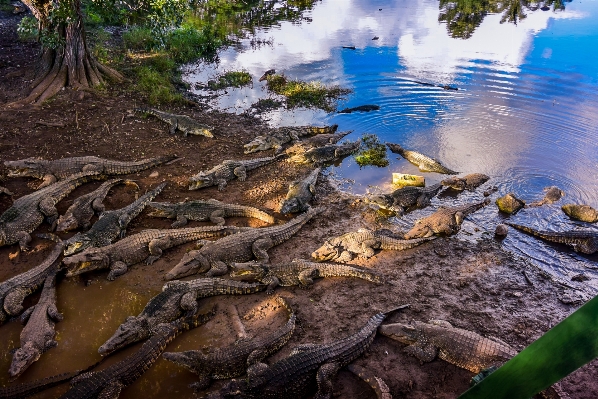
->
[[495, 224, 508, 237], [571, 274, 590, 282], [85, 279, 93, 286], [8, 251, 19, 261], [496, 193, 525, 214], [483, 186, 498, 197], [149, 171, 159, 178]]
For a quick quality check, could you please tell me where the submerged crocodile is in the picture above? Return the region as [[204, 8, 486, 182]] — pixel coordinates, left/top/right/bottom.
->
[[528, 186, 565, 207], [346, 364, 392, 399], [163, 297, 295, 391], [379, 319, 517, 374], [98, 278, 265, 356], [280, 168, 320, 214], [63, 182, 166, 256], [148, 199, 275, 227], [9, 272, 62, 379], [63, 225, 247, 281], [5, 155, 175, 189], [338, 105, 380, 113], [312, 228, 436, 262], [0, 171, 104, 250], [0, 235, 64, 324], [364, 183, 442, 216], [505, 222, 598, 254], [189, 156, 280, 191], [211, 305, 408, 399], [165, 207, 319, 280], [561, 204, 598, 223], [404, 199, 489, 239], [386, 143, 458, 175], [284, 131, 352, 156], [56, 178, 138, 232], [230, 258, 384, 294], [288, 140, 361, 164], [60, 308, 215, 399], [441, 174, 489, 192], [135, 107, 214, 137], [243, 125, 338, 154]]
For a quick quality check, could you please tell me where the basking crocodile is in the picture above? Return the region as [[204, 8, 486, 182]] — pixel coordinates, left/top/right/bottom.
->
[[60, 308, 215, 399], [0, 171, 104, 250], [280, 168, 320, 214], [231, 258, 384, 294], [63, 225, 248, 281], [56, 178, 139, 232], [211, 305, 408, 399], [135, 107, 214, 137], [9, 272, 62, 379], [386, 143, 458, 175], [63, 182, 166, 256], [505, 222, 598, 254], [0, 186, 13, 196], [189, 156, 281, 191], [165, 207, 319, 280], [364, 183, 442, 216], [148, 199, 275, 227], [5, 155, 175, 189], [379, 319, 517, 374], [404, 199, 489, 239], [346, 364, 392, 399], [285, 131, 352, 156], [312, 228, 436, 262], [162, 297, 295, 391], [561, 204, 598, 223], [288, 140, 361, 164], [98, 278, 265, 356], [0, 235, 64, 324], [528, 186, 565, 207], [441, 173, 489, 192], [243, 125, 338, 154]]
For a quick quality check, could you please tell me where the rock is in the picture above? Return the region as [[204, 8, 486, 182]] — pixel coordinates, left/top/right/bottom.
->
[[571, 274, 590, 282], [495, 224, 508, 237], [483, 186, 498, 197], [561, 204, 598, 223], [392, 173, 425, 187], [496, 193, 525, 214], [149, 171, 159, 178]]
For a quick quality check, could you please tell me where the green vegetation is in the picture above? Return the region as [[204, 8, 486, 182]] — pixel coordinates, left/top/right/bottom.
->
[[264, 74, 351, 112], [207, 71, 252, 90], [354, 134, 389, 167], [16, 16, 39, 41]]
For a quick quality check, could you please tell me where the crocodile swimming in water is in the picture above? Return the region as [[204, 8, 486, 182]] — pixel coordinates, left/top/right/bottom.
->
[[284, 131, 352, 156], [528, 186, 565, 207], [279, 168, 320, 214], [386, 143, 458, 175], [441, 174, 489, 192], [135, 107, 214, 137], [189, 156, 281, 191], [148, 199, 275, 227], [5, 155, 175, 189], [364, 183, 442, 216], [165, 207, 319, 280], [288, 140, 361, 165], [243, 125, 338, 154], [63, 182, 166, 256], [505, 222, 598, 254], [379, 319, 517, 374], [0, 171, 105, 251], [162, 297, 295, 391], [338, 105, 380, 113]]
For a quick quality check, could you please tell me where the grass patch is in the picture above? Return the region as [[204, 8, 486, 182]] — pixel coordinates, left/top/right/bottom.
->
[[354, 134, 389, 167], [265, 74, 351, 112], [123, 27, 158, 51], [163, 26, 222, 63], [131, 53, 183, 104], [208, 71, 252, 90]]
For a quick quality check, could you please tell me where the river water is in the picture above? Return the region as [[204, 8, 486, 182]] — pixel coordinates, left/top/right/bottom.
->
[[184, 0, 598, 292]]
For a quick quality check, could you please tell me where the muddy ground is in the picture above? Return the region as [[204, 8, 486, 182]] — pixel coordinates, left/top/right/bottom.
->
[[1, 10, 597, 399]]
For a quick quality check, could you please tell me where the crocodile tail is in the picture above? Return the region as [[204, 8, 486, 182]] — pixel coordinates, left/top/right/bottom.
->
[[225, 204, 276, 224], [0, 370, 79, 399], [504, 222, 571, 243], [460, 198, 490, 216], [346, 364, 392, 399], [106, 155, 178, 175], [310, 261, 384, 284], [271, 207, 320, 244], [379, 235, 435, 250], [273, 296, 294, 317]]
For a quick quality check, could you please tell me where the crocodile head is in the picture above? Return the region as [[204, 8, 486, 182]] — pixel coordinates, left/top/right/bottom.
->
[[55, 213, 79, 232], [4, 158, 44, 178], [216, 379, 249, 398], [280, 198, 303, 214], [63, 248, 110, 277], [147, 202, 177, 218], [162, 350, 207, 374], [229, 262, 267, 281], [9, 342, 41, 379], [311, 240, 341, 262], [63, 233, 92, 256], [165, 251, 210, 280], [188, 172, 214, 191], [98, 316, 150, 355], [378, 322, 421, 344], [190, 126, 214, 138], [363, 194, 396, 212], [243, 136, 267, 154]]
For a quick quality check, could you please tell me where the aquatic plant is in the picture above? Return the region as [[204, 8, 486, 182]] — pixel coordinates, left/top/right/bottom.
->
[[208, 71, 252, 90], [354, 134, 389, 167]]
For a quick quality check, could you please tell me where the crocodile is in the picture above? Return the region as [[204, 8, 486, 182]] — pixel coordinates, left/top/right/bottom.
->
[[135, 107, 214, 137], [162, 297, 295, 391], [165, 207, 319, 280], [0, 186, 13, 196], [379, 319, 517, 374], [56, 178, 139, 232], [0, 171, 105, 251], [288, 140, 361, 164], [148, 199, 275, 227], [211, 305, 408, 399], [5, 155, 175, 189], [364, 183, 442, 216], [528, 186, 565, 207], [284, 131, 352, 156], [505, 222, 598, 254], [0, 370, 78, 399], [441, 174, 489, 192], [63, 225, 248, 281], [346, 364, 392, 399], [338, 105, 380, 113], [189, 156, 281, 191], [243, 125, 338, 154], [98, 278, 265, 356], [9, 272, 62, 379], [312, 228, 436, 262], [386, 143, 458, 175], [230, 258, 384, 294], [404, 199, 490, 239], [63, 182, 166, 256], [561, 204, 598, 223], [60, 308, 216, 399], [0, 235, 64, 324], [280, 168, 320, 214]]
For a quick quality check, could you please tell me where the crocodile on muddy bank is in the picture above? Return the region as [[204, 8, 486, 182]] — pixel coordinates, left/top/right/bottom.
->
[[288, 140, 361, 164], [363, 183, 442, 216], [505, 222, 598, 254], [386, 143, 458, 175], [243, 125, 338, 154], [284, 131, 352, 156], [279, 167, 320, 214], [188, 156, 281, 191], [135, 107, 214, 137]]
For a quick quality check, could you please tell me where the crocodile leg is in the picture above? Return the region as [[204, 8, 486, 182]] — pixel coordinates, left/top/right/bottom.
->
[[360, 239, 379, 258], [233, 166, 247, 181], [19, 306, 35, 323], [205, 260, 228, 277], [404, 342, 438, 363], [336, 250, 354, 263], [97, 381, 124, 399], [314, 362, 341, 399], [91, 197, 106, 213], [262, 276, 281, 294], [180, 291, 199, 315], [15, 231, 33, 251], [47, 303, 63, 321], [190, 375, 212, 392], [4, 288, 28, 316], [169, 121, 177, 135], [298, 269, 318, 287], [209, 210, 226, 226], [194, 239, 211, 249], [107, 261, 128, 281], [171, 215, 189, 228], [39, 197, 59, 226], [252, 237, 274, 262], [146, 236, 173, 264], [217, 179, 228, 191]]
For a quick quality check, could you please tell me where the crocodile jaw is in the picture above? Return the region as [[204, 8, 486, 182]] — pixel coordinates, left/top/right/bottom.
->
[[188, 175, 213, 191], [63, 250, 109, 277], [8, 342, 40, 379], [311, 242, 339, 262], [378, 323, 419, 344], [165, 251, 207, 280], [55, 214, 78, 232], [98, 317, 147, 355], [280, 198, 301, 214]]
